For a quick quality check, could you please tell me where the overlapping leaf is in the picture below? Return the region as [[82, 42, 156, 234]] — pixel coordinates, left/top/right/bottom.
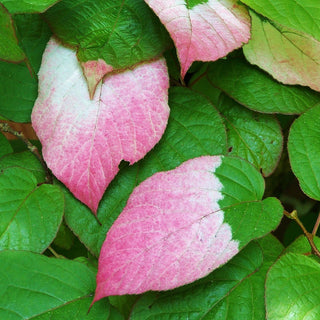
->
[[60, 87, 227, 256], [32, 38, 170, 213], [1, 0, 61, 14], [145, 0, 251, 77], [0, 133, 13, 157], [0, 251, 123, 319], [131, 235, 283, 319], [0, 167, 64, 252], [288, 104, 320, 200], [190, 58, 320, 114], [0, 14, 51, 122], [94, 156, 283, 299], [243, 10, 320, 92], [45, 0, 171, 95]]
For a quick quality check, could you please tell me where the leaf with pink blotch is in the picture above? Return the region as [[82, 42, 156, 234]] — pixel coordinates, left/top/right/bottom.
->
[[144, 0, 251, 77], [31, 38, 170, 213], [94, 155, 283, 300]]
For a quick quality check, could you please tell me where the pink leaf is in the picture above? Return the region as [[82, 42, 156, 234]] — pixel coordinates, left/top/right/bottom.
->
[[145, 0, 251, 77], [94, 156, 239, 300], [31, 38, 170, 213]]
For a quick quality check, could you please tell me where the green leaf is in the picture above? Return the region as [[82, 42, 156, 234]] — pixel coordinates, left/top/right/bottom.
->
[[241, 0, 320, 42], [0, 151, 46, 183], [130, 242, 263, 319], [266, 252, 320, 319], [190, 58, 320, 114], [0, 14, 51, 122], [44, 0, 170, 68], [63, 87, 227, 256], [0, 167, 64, 252], [1, 0, 61, 14], [0, 4, 25, 62], [243, 10, 320, 92], [186, 0, 209, 10], [0, 250, 123, 319], [190, 80, 283, 176], [0, 133, 13, 157], [197, 235, 283, 319], [288, 104, 320, 200]]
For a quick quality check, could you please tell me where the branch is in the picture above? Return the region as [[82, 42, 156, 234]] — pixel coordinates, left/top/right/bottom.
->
[[284, 210, 320, 258], [0, 122, 52, 184]]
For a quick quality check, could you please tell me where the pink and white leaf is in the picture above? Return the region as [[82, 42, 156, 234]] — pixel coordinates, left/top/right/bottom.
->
[[145, 0, 251, 77], [94, 156, 239, 300], [31, 38, 170, 213]]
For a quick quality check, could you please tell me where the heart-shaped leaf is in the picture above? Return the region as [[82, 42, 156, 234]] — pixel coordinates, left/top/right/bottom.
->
[[145, 0, 251, 77], [0, 167, 64, 252], [131, 235, 283, 319], [94, 156, 283, 299], [288, 104, 320, 200], [190, 58, 320, 114], [31, 38, 170, 213], [243, 10, 320, 92], [61, 87, 227, 256], [44, 0, 171, 95], [0, 250, 123, 319]]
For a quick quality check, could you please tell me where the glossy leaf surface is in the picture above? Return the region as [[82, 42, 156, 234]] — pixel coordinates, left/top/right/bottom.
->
[[145, 0, 251, 77], [1, 0, 60, 13], [32, 38, 169, 213], [0, 167, 63, 252], [0, 251, 123, 320], [288, 104, 320, 200], [94, 156, 283, 298]]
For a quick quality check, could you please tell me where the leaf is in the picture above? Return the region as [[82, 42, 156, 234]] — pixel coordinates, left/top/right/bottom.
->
[[131, 235, 283, 319], [190, 58, 320, 114], [144, 0, 251, 77], [241, 0, 320, 42], [1, 0, 61, 14], [0, 167, 64, 252], [243, 10, 320, 92], [266, 252, 320, 320], [94, 156, 283, 299], [0, 4, 25, 62], [190, 81, 283, 176], [0, 151, 46, 183], [44, 0, 170, 96], [0, 133, 13, 158], [0, 14, 51, 122], [31, 38, 169, 213], [288, 104, 320, 200], [131, 241, 263, 319], [61, 87, 227, 256], [0, 250, 123, 319]]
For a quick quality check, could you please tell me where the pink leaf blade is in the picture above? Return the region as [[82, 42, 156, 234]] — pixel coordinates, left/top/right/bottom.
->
[[145, 0, 251, 77], [31, 38, 170, 213], [94, 156, 239, 300]]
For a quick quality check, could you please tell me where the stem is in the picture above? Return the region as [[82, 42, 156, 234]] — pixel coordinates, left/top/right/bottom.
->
[[0, 122, 52, 183], [48, 246, 66, 259], [312, 211, 320, 236], [284, 210, 320, 258]]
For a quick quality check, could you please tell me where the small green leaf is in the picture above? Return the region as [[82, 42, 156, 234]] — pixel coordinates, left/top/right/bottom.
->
[[288, 104, 320, 200], [0, 251, 123, 319], [190, 58, 320, 114], [241, 0, 320, 42], [1, 0, 61, 14], [130, 242, 263, 319], [266, 252, 320, 319], [0, 167, 64, 252], [45, 0, 170, 68], [0, 133, 13, 157], [63, 87, 227, 256], [0, 14, 51, 122], [0, 151, 46, 183], [243, 10, 320, 92], [0, 4, 25, 62]]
